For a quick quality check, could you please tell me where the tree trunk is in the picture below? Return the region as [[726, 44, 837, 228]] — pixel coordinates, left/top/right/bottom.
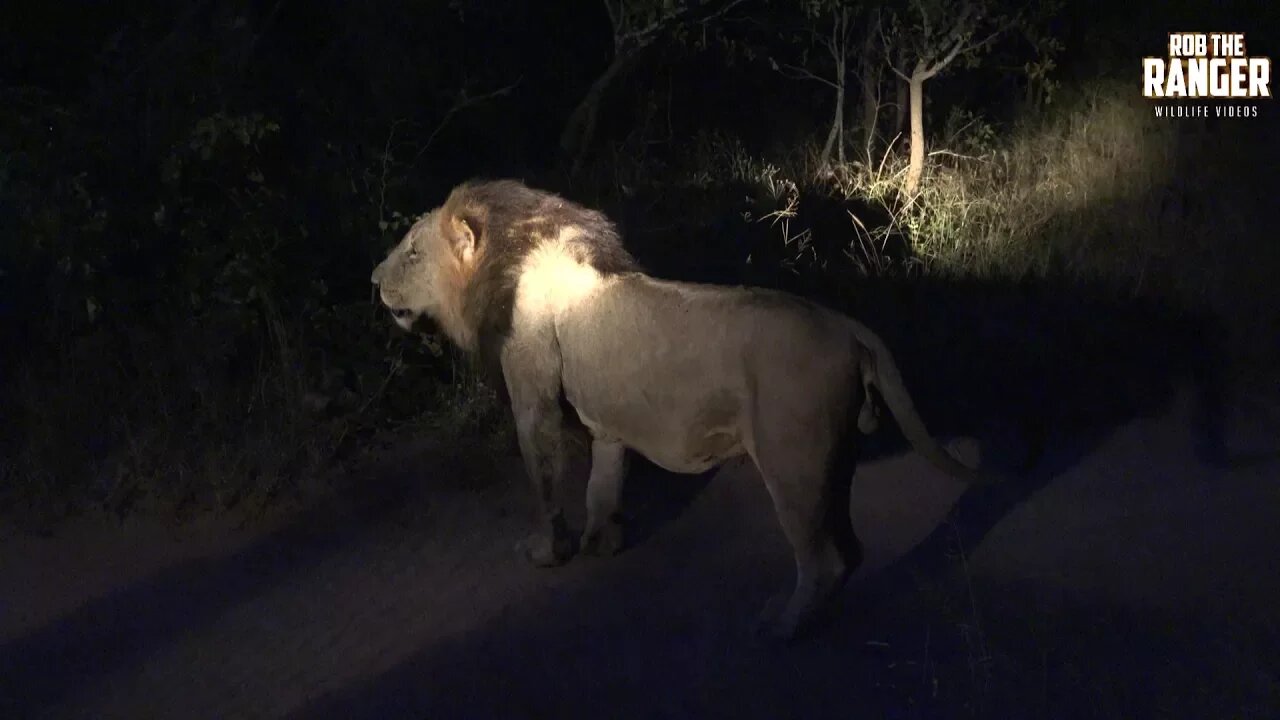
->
[[816, 7, 851, 172], [836, 85, 845, 165], [558, 51, 635, 177], [893, 52, 909, 142], [858, 10, 880, 160], [905, 67, 926, 195], [859, 76, 878, 161], [895, 78, 908, 137], [818, 77, 843, 171]]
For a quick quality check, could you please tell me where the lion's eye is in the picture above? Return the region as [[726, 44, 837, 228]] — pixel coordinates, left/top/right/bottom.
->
[[407, 245, 419, 259]]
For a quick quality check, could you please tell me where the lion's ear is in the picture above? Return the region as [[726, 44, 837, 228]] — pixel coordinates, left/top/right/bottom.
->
[[449, 214, 477, 264]]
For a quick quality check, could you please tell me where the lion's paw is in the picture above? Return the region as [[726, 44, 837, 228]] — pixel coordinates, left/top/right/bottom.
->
[[516, 530, 575, 567], [753, 595, 799, 645], [580, 519, 624, 557], [945, 436, 983, 468]]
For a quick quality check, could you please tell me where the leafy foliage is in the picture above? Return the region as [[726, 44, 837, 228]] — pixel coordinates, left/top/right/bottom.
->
[[0, 2, 519, 520]]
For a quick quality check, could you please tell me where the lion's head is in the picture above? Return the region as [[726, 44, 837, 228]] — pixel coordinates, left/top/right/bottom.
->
[[371, 180, 640, 358], [371, 206, 480, 349]]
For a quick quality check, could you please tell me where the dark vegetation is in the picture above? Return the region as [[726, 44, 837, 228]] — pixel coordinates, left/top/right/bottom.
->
[[2, 0, 1278, 714], [5, 0, 1273, 522]]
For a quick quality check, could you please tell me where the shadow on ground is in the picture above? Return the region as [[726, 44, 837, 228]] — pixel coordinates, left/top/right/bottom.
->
[[284, 436, 1280, 720], [0, 446, 486, 717]]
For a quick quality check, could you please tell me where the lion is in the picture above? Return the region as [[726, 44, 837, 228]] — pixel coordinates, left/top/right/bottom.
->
[[371, 179, 995, 641]]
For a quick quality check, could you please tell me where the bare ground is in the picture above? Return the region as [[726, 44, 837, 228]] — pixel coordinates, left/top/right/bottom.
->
[[2, 379, 1279, 720]]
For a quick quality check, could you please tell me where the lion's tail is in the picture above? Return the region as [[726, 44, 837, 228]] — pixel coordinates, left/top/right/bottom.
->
[[851, 321, 1000, 486]]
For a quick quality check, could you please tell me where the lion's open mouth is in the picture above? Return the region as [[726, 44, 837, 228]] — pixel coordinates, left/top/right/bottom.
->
[[388, 307, 420, 331]]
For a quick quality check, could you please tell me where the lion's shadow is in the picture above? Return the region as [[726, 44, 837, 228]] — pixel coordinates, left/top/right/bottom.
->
[[616, 459, 718, 550]]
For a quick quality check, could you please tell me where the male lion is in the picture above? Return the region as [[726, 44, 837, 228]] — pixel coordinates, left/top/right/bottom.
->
[[372, 179, 992, 641]]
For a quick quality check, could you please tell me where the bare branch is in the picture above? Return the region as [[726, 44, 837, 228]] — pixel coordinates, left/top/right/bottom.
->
[[913, 0, 932, 50], [828, 8, 839, 59], [616, 0, 749, 50], [603, 0, 621, 36], [969, 11, 1018, 54], [695, 0, 751, 27], [920, 31, 968, 79], [414, 78, 522, 163], [859, 7, 883, 90], [927, 148, 985, 161], [774, 61, 841, 90], [917, 0, 1009, 79], [937, 1, 977, 55], [881, 21, 912, 80]]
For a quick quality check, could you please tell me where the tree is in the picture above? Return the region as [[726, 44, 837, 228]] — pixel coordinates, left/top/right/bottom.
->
[[855, 7, 885, 161], [559, 0, 750, 177], [886, 0, 1013, 194], [770, 1, 856, 172]]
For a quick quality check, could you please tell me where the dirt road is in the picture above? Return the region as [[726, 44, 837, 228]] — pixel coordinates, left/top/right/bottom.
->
[[2, 382, 1278, 719]]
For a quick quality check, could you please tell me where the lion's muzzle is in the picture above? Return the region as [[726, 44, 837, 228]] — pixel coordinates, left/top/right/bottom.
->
[[370, 261, 419, 330], [370, 260, 387, 287], [377, 288, 418, 330]]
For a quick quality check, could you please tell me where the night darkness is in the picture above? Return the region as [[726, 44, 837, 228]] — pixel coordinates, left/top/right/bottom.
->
[[2, 1, 1279, 718]]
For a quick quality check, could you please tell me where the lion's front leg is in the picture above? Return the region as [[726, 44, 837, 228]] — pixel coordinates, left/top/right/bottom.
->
[[580, 438, 626, 557], [502, 327, 577, 567], [511, 399, 575, 567]]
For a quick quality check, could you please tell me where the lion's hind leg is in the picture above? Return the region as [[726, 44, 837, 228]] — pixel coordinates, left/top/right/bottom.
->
[[750, 433, 862, 643], [580, 438, 627, 556]]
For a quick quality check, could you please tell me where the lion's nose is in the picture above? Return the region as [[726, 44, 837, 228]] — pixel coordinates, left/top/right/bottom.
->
[[370, 262, 384, 286]]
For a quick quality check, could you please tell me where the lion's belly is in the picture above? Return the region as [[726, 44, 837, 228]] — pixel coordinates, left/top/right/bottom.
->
[[572, 401, 745, 474], [634, 434, 743, 474]]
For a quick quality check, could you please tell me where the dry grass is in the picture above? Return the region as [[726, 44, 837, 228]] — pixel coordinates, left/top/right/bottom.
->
[[692, 79, 1274, 331]]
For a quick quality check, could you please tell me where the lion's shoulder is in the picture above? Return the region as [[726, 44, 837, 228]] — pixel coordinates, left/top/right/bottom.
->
[[451, 179, 641, 368]]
